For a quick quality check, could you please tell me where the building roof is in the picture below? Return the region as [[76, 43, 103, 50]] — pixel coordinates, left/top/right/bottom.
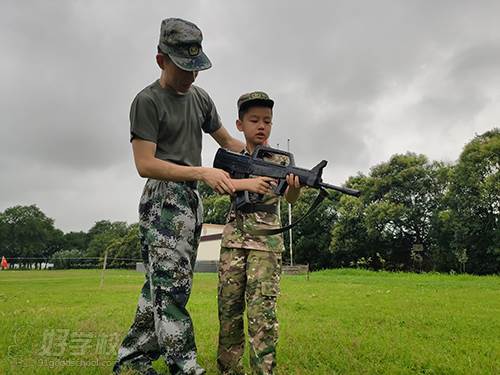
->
[[201, 223, 224, 235]]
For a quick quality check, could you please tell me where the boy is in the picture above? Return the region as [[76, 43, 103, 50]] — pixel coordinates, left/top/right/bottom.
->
[[217, 91, 301, 375]]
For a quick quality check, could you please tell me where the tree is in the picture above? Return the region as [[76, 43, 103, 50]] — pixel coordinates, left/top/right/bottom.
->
[[85, 221, 128, 258], [87, 220, 120, 243], [51, 249, 84, 269], [199, 181, 231, 224], [0, 205, 61, 268], [331, 154, 450, 271], [63, 231, 88, 253], [281, 188, 338, 270], [203, 194, 231, 224], [197, 181, 215, 200], [0, 213, 9, 258], [447, 128, 499, 274], [44, 228, 65, 264], [107, 224, 141, 268], [330, 191, 372, 268]]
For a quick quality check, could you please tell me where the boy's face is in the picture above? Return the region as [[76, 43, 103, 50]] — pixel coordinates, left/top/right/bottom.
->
[[236, 106, 273, 148]]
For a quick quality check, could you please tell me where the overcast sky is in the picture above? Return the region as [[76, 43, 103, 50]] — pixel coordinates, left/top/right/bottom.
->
[[1, 0, 499, 233]]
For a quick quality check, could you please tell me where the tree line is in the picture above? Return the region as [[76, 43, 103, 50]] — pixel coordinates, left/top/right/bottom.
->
[[0, 129, 498, 274], [0, 211, 140, 269]]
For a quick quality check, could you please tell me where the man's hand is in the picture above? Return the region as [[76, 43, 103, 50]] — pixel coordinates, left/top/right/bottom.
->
[[200, 168, 235, 195]]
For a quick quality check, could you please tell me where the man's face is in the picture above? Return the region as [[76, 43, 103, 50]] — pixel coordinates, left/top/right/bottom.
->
[[159, 54, 198, 93], [237, 106, 273, 147]]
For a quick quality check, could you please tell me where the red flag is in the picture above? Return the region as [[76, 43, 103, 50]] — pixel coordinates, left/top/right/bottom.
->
[[1, 256, 8, 270]]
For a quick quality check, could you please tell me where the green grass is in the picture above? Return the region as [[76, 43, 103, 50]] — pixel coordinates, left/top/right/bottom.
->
[[0, 269, 499, 374]]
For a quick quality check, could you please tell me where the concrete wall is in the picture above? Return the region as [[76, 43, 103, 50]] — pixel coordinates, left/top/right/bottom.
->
[[196, 239, 222, 261], [197, 223, 224, 262]]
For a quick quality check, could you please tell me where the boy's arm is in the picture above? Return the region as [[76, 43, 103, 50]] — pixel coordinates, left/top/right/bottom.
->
[[229, 175, 302, 201], [132, 139, 235, 194], [210, 126, 245, 152], [231, 177, 275, 195]]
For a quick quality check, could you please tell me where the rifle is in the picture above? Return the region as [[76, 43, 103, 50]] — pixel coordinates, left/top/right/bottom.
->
[[213, 146, 360, 235]]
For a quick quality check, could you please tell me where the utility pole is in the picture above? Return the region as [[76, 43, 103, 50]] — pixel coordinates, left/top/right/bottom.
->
[[276, 143, 281, 219], [287, 138, 293, 266]]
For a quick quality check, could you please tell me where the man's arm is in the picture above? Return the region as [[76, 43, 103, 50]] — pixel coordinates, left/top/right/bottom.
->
[[132, 139, 235, 194], [210, 126, 245, 152]]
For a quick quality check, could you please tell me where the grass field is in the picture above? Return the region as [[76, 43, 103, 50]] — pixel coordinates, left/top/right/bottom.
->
[[0, 269, 499, 375]]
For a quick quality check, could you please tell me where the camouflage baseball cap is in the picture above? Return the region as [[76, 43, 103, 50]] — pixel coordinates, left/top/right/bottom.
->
[[158, 18, 212, 72], [237, 91, 274, 111]]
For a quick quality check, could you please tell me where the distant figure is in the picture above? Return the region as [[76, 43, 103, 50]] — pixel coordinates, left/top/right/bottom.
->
[[1, 256, 8, 270]]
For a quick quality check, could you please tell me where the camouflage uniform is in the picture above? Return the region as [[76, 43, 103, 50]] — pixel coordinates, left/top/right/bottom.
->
[[217, 152, 284, 375], [115, 18, 219, 375], [114, 179, 204, 375]]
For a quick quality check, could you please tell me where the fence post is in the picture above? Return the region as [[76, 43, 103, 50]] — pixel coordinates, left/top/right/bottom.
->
[[100, 250, 108, 288]]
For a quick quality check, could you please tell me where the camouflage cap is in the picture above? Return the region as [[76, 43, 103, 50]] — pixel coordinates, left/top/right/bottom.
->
[[158, 18, 212, 72], [237, 91, 274, 111]]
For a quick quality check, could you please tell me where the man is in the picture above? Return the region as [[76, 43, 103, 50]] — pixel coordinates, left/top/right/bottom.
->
[[114, 18, 245, 375]]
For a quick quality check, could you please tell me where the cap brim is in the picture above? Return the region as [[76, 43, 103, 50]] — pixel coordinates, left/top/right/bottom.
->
[[239, 98, 274, 112], [168, 51, 212, 72]]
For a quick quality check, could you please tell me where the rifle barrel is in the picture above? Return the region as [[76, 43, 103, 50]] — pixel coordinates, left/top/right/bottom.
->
[[320, 182, 361, 197]]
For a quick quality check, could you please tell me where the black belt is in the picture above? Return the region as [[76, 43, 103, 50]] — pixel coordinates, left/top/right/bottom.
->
[[237, 203, 277, 214]]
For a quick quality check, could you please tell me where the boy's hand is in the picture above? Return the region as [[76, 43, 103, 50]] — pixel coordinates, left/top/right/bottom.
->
[[200, 168, 235, 195], [246, 176, 276, 195], [285, 173, 302, 203], [286, 174, 301, 191]]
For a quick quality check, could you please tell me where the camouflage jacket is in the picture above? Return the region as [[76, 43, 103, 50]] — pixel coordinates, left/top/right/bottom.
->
[[221, 151, 286, 252]]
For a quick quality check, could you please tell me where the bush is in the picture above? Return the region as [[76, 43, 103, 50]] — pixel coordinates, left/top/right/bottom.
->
[[50, 249, 97, 269]]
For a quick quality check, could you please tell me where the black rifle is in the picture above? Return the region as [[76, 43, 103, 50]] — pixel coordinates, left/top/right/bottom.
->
[[213, 146, 360, 235]]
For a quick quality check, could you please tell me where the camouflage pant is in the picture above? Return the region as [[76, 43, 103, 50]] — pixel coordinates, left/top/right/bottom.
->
[[114, 179, 204, 375], [217, 247, 282, 375]]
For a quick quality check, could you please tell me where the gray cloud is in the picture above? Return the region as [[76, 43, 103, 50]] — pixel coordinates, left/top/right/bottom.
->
[[1, 0, 499, 231]]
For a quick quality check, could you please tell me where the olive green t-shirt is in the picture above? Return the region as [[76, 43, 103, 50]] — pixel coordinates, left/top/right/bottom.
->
[[130, 80, 222, 166]]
